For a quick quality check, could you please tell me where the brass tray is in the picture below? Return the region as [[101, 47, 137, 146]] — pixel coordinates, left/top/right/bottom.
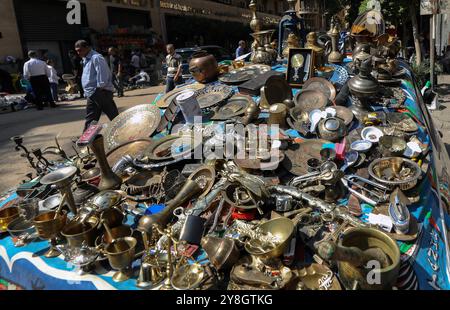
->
[[219, 64, 271, 84], [196, 84, 234, 109], [264, 75, 293, 105], [103, 104, 160, 152], [143, 134, 200, 161], [294, 90, 329, 113], [156, 83, 205, 108], [106, 138, 152, 167], [303, 77, 337, 101], [283, 139, 331, 176], [210, 95, 253, 120], [329, 106, 354, 126]]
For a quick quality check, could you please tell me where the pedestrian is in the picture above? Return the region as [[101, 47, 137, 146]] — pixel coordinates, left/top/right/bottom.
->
[[129, 69, 150, 88], [46, 60, 59, 102], [165, 44, 183, 93], [74, 40, 119, 132], [235, 40, 247, 58], [108, 47, 124, 97], [69, 50, 84, 98], [23, 50, 56, 110], [131, 50, 141, 74]]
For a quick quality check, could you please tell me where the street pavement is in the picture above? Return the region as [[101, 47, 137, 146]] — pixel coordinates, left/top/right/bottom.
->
[[0, 86, 164, 194], [431, 75, 450, 154]]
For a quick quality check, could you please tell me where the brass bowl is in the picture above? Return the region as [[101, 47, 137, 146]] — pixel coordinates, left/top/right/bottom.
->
[[368, 157, 422, 190], [105, 236, 137, 282], [100, 207, 125, 228], [0, 207, 20, 232], [245, 217, 294, 261], [316, 66, 335, 79], [33, 211, 67, 239], [61, 217, 100, 247], [96, 225, 133, 245], [338, 228, 400, 290], [201, 236, 240, 270]]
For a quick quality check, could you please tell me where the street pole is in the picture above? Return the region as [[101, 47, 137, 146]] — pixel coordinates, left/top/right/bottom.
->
[[431, 0, 438, 91]]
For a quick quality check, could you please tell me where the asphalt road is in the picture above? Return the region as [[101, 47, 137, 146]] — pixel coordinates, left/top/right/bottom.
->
[[0, 86, 164, 194]]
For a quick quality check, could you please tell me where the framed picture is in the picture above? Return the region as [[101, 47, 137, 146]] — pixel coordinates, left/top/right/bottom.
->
[[286, 48, 315, 88]]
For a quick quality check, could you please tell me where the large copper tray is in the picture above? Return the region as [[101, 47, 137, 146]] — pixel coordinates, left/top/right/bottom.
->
[[103, 104, 160, 152], [283, 139, 331, 176], [106, 138, 152, 167], [156, 83, 205, 108], [303, 77, 337, 101]]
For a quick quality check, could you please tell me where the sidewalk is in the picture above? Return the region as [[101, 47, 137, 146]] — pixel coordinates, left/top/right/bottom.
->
[[0, 86, 164, 194], [431, 75, 450, 152]]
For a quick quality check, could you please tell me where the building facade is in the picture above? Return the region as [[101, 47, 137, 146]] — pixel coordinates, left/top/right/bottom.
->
[[0, 0, 285, 73]]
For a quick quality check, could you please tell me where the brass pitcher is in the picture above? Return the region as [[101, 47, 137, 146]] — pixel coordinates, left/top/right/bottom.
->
[[89, 135, 122, 191]]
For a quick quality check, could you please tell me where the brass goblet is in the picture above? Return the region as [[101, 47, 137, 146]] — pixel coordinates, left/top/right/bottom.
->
[[33, 211, 67, 258], [104, 236, 137, 282]]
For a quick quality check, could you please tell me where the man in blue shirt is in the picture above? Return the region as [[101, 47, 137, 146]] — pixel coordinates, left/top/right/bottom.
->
[[75, 40, 119, 131], [235, 40, 247, 58]]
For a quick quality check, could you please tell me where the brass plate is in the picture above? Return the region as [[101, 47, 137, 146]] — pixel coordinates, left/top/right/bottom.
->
[[196, 84, 234, 109], [264, 75, 293, 105], [156, 83, 205, 108], [143, 134, 200, 161], [210, 95, 252, 120], [234, 153, 285, 171], [219, 64, 271, 84], [294, 90, 328, 114], [283, 139, 331, 176], [103, 104, 160, 152], [106, 138, 152, 167], [329, 106, 354, 126], [303, 77, 337, 101]]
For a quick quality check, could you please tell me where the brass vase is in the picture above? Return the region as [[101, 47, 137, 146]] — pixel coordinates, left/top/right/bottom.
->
[[89, 135, 122, 191]]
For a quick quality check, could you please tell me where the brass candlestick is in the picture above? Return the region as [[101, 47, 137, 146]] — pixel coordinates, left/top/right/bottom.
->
[[89, 135, 122, 191]]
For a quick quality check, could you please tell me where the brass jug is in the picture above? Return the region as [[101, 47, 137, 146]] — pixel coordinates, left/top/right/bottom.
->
[[89, 135, 122, 191]]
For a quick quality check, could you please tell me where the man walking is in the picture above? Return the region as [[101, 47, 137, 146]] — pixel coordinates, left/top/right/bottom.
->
[[23, 51, 56, 110], [74, 40, 119, 131], [165, 44, 183, 93], [108, 47, 124, 97]]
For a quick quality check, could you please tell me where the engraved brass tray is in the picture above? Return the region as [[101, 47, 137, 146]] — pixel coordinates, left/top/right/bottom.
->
[[303, 77, 337, 101], [196, 84, 234, 109], [156, 83, 205, 108], [103, 104, 160, 152], [143, 134, 201, 161], [294, 90, 329, 113], [210, 95, 252, 120]]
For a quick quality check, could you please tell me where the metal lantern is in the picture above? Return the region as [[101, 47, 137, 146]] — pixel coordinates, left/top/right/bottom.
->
[[278, 0, 305, 58]]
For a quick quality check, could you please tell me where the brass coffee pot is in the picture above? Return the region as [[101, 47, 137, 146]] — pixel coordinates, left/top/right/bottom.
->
[[89, 135, 122, 191]]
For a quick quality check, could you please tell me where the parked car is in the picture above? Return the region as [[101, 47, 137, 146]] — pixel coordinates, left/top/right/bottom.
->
[[162, 45, 232, 82]]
